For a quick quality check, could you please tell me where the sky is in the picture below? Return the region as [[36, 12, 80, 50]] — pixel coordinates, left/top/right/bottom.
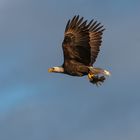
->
[[0, 0, 140, 140]]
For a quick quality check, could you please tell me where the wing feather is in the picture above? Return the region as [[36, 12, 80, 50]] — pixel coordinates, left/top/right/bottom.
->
[[63, 15, 90, 65], [62, 15, 105, 66], [89, 22, 105, 65]]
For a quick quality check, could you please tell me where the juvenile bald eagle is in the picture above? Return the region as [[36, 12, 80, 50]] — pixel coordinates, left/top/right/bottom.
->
[[48, 15, 110, 85]]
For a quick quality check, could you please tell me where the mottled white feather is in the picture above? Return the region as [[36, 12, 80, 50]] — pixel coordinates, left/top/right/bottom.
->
[[53, 67, 64, 73]]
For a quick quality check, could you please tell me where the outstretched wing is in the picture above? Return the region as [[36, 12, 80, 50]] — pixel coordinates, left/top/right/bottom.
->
[[62, 15, 104, 66], [62, 15, 91, 65], [89, 21, 105, 65]]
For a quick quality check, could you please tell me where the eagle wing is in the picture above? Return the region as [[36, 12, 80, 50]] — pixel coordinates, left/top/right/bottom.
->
[[62, 15, 104, 66], [89, 21, 105, 65]]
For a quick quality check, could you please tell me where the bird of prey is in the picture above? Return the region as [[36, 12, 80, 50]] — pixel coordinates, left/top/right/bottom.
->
[[48, 15, 110, 86]]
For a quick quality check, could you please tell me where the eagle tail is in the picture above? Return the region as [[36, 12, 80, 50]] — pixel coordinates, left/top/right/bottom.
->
[[88, 66, 111, 76]]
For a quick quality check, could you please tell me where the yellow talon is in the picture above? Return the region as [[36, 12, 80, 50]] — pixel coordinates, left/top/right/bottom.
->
[[88, 73, 94, 80]]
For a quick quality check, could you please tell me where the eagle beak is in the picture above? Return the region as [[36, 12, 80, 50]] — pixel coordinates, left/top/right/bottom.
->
[[48, 68, 54, 73]]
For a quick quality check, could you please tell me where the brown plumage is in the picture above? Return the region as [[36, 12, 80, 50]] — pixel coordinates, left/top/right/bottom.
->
[[48, 15, 110, 86], [63, 15, 104, 66]]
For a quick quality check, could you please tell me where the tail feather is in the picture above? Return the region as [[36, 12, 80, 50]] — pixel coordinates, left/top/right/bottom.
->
[[103, 70, 111, 76], [88, 66, 111, 76]]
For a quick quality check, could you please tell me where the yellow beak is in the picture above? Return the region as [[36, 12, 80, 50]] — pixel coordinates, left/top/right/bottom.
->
[[48, 68, 53, 73]]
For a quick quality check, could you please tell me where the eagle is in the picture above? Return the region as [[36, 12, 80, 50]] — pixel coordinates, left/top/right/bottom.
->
[[48, 15, 110, 86]]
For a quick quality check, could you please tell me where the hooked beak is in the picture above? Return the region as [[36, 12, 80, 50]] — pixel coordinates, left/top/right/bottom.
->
[[48, 68, 54, 73]]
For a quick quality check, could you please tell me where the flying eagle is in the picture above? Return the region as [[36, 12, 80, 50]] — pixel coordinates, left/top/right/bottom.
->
[[48, 15, 110, 85]]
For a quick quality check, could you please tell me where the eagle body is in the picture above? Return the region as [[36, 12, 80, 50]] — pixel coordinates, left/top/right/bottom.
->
[[48, 15, 110, 85], [63, 60, 89, 76]]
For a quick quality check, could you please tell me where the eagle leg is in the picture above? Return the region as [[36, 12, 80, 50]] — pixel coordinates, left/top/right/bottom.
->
[[88, 73, 94, 80], [88, 72, 106, 86]]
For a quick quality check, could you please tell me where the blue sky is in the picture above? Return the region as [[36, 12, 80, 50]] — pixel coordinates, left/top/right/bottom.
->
[[0, 0, 140, 140]]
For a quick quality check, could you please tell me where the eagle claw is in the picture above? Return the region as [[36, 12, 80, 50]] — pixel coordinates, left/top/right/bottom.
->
[[89, 75, 106, 86]]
